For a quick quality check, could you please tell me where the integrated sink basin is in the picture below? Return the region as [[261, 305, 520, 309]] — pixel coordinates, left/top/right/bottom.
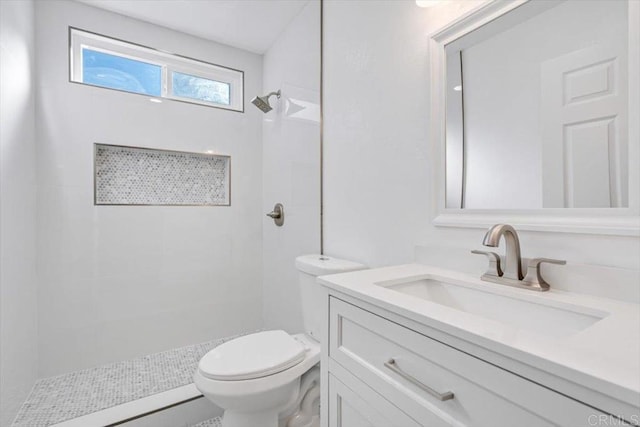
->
[[376, 276, 608, 339]]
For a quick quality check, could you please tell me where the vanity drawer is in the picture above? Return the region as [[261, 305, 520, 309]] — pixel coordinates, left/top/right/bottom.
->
[[329, 297, 607, 427]]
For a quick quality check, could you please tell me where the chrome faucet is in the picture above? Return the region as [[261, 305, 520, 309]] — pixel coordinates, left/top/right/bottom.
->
[[472, 224, 565, 292]]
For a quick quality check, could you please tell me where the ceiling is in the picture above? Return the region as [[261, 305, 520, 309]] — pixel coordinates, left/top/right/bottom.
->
[[76, 0, 310, 54]]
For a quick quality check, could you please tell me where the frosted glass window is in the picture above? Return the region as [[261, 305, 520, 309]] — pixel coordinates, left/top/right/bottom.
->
[[172, 72, 230, 105], [82, 48, 162, 96], [70, 28, 244, 111]]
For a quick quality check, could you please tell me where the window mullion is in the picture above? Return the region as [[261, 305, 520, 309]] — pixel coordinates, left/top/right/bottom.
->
[[162, 66, 169, 98]]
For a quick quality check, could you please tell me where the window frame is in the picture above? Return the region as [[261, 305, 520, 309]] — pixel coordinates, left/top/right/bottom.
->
[[69, 27, 244, 112]]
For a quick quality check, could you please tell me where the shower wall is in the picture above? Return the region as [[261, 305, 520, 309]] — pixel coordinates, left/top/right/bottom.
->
[[0, 1, 38, 424], [262, 1, 321, 333], [34, 0, 264, 377]]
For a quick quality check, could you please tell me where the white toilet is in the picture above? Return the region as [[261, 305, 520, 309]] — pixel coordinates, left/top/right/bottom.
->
[[194, 254, 365, 427]]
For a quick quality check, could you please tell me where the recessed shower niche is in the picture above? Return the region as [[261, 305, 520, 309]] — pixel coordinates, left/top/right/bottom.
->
[[94, 144, 230, 206]]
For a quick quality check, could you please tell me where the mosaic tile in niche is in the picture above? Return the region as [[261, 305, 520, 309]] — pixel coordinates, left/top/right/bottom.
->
[[94, 144, 230, 206]]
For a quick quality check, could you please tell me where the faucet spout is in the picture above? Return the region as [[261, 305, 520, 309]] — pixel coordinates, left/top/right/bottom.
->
[[482, 224, 523, 280]]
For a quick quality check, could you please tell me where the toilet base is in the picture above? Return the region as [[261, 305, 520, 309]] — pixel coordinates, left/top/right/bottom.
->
[[222, 409, 279, 427]]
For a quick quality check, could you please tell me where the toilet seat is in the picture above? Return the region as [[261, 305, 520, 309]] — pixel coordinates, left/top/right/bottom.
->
[[194, 333, 320, 400], [198, 330, 306, 381]]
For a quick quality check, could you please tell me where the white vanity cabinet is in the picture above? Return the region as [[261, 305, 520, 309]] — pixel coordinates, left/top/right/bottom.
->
[[323, 294, 622, 427]]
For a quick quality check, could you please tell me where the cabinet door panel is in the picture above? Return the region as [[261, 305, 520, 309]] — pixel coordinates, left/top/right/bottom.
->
[[328, 370, 423, 427]]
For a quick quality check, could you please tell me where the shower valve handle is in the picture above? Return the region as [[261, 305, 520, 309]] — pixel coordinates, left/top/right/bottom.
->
[[266, 203, 284, 226]]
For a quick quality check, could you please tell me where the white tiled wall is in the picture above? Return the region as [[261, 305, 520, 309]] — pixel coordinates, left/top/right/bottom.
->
[[34, 0, 264, 377], [322, 1, 640, 293], [0, 0, 39, 424], [262, 1, 321, 334]]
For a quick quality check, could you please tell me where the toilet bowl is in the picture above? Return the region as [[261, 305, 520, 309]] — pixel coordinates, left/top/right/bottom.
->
[[194, 331, 320, 427], [194, 255, 365, 427]]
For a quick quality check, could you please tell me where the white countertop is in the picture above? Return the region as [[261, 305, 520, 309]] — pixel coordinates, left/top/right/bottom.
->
[[318, 263, 640, 410]]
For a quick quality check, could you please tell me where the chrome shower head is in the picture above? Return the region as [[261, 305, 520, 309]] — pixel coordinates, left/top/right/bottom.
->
[[251, 90, 281, 113]]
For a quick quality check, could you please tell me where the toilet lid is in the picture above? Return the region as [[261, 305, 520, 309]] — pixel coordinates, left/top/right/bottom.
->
[[198, 330, 307, 381]]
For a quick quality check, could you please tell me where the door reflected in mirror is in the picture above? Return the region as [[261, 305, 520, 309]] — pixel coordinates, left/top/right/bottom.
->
[[445, 0, 631, 209]]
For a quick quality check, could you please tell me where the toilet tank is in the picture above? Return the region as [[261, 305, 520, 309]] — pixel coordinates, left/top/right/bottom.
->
[[295, 255, 366, 341]]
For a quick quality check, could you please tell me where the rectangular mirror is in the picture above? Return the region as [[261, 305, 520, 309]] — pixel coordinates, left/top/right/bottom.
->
[[430, 0, 639, 235]]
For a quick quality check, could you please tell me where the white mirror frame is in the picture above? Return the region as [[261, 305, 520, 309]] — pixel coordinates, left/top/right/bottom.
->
[[429, 0, 640, 237]]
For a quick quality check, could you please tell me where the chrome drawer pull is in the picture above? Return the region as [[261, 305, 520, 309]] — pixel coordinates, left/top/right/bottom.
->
[[384, 358, 454, 402]]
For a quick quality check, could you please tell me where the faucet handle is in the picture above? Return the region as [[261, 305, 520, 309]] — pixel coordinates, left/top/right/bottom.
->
[[522, 258, 566, 291], [471, 250, 503, 278]]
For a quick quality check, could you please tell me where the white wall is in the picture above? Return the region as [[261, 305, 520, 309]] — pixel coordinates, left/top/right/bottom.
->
[[323, 0, 435, 268], [461, 0, 628, 209], [0, 0, 39, 424], [323, 1, 640, 294], [262, 1, 321, 333], [35, 0, 264, 377]]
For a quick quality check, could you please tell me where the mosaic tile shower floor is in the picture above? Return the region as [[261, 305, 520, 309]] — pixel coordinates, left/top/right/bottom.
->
[[12, 337, 235, 427], [191, 417, 223, 427]]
